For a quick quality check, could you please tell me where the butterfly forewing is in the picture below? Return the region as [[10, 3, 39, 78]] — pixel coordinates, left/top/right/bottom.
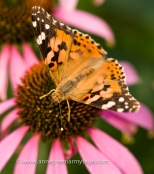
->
[[32, 6, 74, 86]]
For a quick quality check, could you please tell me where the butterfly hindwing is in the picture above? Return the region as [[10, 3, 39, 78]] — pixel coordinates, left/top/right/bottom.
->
[[70, 58, 140, 112]]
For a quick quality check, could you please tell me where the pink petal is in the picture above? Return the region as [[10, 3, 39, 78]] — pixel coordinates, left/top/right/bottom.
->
[[10, 46, 27, 91], [22, 43, 38, 68], [53, 8, 115, 43], [89, 128, 143, 174], [76, 136, 121, 174], [100, 110, 137, 134], [0, 45, 10, 100], [93, 0, 105, 6], [46, 139, 68, 174], [0, 98, 15, 115], [64, 138, 77, 159], [0, 126, 29, 171], [14, 134, 40, 174], [101, 103, 154, 131], [1, 109, 19, 133], [58, 0, 78, 10], [119, 61, 140, 85]]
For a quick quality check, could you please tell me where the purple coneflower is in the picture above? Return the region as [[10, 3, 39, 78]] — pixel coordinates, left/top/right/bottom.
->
[[0, 44, 153, 174]]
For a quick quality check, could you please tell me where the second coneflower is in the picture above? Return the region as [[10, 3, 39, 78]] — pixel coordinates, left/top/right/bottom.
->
[[0, 0, 53, 44]]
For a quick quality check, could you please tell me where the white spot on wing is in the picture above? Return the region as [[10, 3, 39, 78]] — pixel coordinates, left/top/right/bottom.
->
[[66, 26, 71, 30], [119, 97, 124, 102], [37, 17, 40, 21], [52, 19, 56, 24], [37, 32, 46, 45], [101, 101, 116, 109], [45, 24, 50, 29], [37, 38, 41, 45], [117, 108, 124, 112], [32, 21, 37, 27], [60, 22, 64, 26], [129, 108, 133, 112], [41, 32, 45, 40]]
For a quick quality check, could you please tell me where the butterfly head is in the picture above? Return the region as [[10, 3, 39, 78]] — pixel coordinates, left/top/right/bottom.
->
[[51, 90, 64, 104]]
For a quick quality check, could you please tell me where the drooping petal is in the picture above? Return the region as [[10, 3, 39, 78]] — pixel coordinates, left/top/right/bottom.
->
[[0, 45, 10, 100], [10, 46, 27, 91], [64, 138, 77, 159], [58, 0, 78, 10], [14, 134, 40, 174], [53, 8, 115, 43], [119, 61, 140, 85], [89, 128, 143, 174], [22, 43, 38, 68], [76, 136, 121, 174], [0, 98, 15, 115], [100, 110, 137, 134], [0, 126, 29, 171], [93, 0, 105, 6], [46, 139, 68, 174], [1, 109, 18, 133], [100, 103, 154, 131]]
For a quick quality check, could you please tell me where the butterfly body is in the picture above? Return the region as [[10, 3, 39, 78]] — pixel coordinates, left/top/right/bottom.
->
[[31, 6, 140, 113], [51, 67, 96, 103]]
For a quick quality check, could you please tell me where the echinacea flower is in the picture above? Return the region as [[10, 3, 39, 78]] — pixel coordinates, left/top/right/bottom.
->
[[0, 45, 153, 174], [0, 0, 53, 44]]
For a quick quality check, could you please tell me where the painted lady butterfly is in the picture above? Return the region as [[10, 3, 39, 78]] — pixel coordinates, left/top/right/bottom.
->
[[31, 6, 140, 118]]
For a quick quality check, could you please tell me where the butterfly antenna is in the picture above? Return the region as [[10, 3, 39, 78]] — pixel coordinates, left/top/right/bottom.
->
[[66, 100, 71, 122], [58, 103, 64, 131], [40, 89, 55, 100], [49, 100, 54, 108]]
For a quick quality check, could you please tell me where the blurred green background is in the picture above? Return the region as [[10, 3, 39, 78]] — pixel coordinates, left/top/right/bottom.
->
[[2, 0, 154, 174], [73, 1, 154, 173], [78, 1, 154, 174]]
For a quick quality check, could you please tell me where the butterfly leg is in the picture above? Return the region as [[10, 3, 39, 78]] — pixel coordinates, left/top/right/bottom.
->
[[40, 89, 55, 99], [66, 100, 71, 122]]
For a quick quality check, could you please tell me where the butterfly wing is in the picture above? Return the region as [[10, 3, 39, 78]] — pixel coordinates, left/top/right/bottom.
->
[[31, 6, 107, 86], [70, 58, 140, 112], [32, 6, 140, 112], [31, 6, 73, 86]]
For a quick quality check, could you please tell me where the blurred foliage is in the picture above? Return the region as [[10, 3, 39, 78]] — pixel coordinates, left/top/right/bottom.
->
[[1, 0, 154, 174]]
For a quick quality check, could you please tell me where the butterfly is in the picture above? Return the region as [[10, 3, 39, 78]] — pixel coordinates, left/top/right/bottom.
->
[[31, 6, 140, 119]]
